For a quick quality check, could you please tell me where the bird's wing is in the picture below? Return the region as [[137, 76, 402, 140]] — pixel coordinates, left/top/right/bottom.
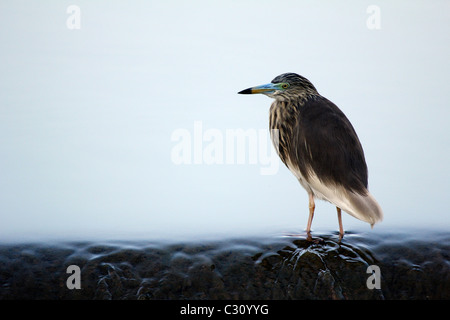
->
[[289, 96, 383, 224], [291, 96, 368, 196]]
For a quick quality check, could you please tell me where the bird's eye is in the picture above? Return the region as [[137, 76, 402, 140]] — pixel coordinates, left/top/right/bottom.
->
[[281, 83, 289, 89]]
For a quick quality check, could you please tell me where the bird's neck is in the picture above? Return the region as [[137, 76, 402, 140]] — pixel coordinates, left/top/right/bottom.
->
[[269, 94, 321, 130], [276, 90, 319, 103], [269, 100, 298, 131]]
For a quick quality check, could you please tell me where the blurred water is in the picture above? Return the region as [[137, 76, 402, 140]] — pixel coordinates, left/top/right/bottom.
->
[[0, 229, 448, 300]]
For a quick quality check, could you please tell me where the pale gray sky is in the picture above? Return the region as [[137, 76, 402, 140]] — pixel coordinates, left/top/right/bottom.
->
[[0, 1, 449, 241]]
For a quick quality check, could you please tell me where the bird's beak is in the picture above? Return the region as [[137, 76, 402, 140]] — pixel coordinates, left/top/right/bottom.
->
[[238, 83, 279, 94]]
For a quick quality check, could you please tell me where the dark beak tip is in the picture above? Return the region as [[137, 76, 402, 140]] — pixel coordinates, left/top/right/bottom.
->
[[238, 88, 252, 94]]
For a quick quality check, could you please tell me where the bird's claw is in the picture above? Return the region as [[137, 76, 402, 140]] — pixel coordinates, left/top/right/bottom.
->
[[306, 232, 324, 244]]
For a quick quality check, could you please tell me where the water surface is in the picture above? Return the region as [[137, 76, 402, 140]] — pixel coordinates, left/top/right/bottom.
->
[[0, 229, 448, 299]]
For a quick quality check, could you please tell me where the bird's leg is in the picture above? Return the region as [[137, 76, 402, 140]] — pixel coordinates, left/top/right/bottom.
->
[[306, 193, 315, 239], [337, 207, 344, 239]]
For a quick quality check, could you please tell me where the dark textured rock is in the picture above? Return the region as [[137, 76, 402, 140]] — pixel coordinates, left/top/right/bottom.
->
[[0, 229, 448, 299]]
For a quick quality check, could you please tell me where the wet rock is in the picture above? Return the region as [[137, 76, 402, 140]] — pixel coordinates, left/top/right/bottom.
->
[[0, 229, 448, 299]]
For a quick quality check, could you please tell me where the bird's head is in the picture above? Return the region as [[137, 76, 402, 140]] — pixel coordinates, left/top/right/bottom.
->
[[238, 73, 318, 101]]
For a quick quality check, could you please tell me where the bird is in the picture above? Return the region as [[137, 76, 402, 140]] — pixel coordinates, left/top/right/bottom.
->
[[238, 73, 383, 239]]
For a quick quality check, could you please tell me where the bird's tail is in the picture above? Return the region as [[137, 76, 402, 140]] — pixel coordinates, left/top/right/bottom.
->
[[304, 173, 383, 227], [340, 189, 383, 227]]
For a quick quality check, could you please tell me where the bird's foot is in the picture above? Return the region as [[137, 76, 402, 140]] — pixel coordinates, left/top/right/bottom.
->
[[306, 231, 324, 244]]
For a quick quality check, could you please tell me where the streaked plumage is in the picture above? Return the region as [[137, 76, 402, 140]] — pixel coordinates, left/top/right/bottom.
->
[[239, 73, 383, 238]]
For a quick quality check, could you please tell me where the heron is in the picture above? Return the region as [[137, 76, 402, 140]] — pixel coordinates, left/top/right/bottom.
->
[[238, 73, 383, 239]]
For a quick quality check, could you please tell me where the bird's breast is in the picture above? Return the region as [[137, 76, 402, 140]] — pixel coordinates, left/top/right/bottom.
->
[[269, 100, 300, 165], [269, 98, 328, 199]]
